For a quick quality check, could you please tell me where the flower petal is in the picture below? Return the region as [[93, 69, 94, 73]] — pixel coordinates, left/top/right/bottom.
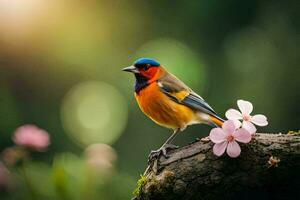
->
[[237, 100, 253, 115], [226, 141, 241, 158], [242, 121, 257, 134], [233, 128, 251, 143], [209, 128, 227, 143], [225, 109, 242, 120], [13, 125, 50, 151], [233, 120, 242, 129], [251, 114, 268, 126], [222, 120, 236, 135], [213, 141, 228, 156]]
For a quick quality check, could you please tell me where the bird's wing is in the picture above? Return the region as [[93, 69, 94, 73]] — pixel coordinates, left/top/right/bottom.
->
[[157, 73, 216, 116]]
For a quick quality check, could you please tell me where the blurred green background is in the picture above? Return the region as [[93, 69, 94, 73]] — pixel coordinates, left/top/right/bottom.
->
[[0, 0, 299, 199]]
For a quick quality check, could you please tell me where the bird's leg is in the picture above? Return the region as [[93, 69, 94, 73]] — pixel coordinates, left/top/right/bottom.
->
[[148, 129, 180, 164]]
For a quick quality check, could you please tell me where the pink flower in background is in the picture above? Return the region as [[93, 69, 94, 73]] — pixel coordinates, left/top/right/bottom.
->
[[84, 143, 117, 175], [225, 100, 268, 134], [13, 125, 50, 151], [210, 120, 251, 158]]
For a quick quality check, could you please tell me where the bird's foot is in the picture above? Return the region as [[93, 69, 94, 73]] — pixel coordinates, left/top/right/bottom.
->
[[147, 144, 179, 164], [200, 136, 210, 143]]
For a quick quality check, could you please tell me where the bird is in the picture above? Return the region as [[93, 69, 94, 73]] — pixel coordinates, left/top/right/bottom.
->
[[123, 58, 224, 160]]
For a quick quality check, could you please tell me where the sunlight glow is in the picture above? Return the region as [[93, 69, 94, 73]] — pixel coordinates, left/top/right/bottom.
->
[[0, 0, 46, 36], [0, 0, 39, 16]]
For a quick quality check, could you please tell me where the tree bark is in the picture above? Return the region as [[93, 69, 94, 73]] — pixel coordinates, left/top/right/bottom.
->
[[133, 133, 300, 200]]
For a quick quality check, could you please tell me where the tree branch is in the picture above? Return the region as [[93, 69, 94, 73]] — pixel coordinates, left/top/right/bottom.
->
[[133, 133, 300, 200]]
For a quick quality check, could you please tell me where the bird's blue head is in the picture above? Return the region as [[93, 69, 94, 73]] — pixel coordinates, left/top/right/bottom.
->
[[122, 58, 160, 74], [133, 58, 160, 68]]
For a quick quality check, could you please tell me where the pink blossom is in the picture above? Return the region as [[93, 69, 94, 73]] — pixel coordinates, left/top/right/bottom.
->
[[225, 100, 268, 134], [210, 120, 251, 158], [13, 125, 50, 151], [84, 143, 117, 175]]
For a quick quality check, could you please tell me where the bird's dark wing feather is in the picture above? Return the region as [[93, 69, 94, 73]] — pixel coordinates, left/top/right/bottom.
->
[[182, 92, 216, 115], [158, 73, 216, 116]]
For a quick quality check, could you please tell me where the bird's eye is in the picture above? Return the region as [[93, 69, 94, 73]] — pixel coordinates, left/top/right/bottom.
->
[[144, 64, 151, 70]]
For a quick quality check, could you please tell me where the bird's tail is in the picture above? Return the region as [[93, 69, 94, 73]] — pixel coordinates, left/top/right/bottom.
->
[[209, 114, 225, 127]]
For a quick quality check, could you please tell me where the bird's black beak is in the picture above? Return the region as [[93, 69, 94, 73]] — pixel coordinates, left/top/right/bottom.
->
[[122, 65, 139, 73]]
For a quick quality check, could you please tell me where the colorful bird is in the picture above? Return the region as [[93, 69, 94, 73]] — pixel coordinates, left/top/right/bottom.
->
[[123, 58, 224, 160]]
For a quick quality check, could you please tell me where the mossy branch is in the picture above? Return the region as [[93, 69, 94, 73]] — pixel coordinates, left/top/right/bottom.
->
[[133, 133, 300, 200]]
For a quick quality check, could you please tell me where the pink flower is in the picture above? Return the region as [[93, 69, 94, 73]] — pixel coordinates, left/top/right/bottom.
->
[[84, 143, 117, 175], [13, 125, 50, 151], [210, 120, 251, 158], [225, 100, 268, 134]]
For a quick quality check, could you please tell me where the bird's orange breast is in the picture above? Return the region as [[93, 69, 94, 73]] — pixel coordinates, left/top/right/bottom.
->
[[135, 82, 196, 130]]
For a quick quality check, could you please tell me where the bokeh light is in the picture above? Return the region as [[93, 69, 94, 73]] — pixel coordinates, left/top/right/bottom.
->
[[134, 38, 206, 89], [61, 81, 128, 147]]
